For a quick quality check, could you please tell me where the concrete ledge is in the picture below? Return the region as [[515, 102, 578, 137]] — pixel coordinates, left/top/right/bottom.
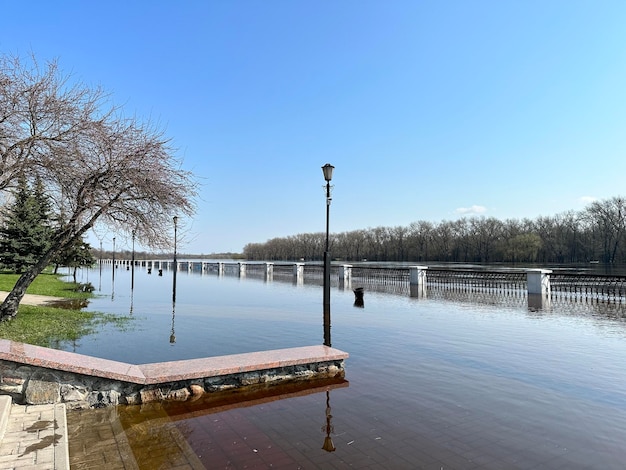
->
[[0, 340, 348, 409], [0, 340, 145, 383], [138, 345, 349, 384]]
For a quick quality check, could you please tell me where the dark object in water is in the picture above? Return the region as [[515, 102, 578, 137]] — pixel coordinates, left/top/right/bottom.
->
[[147, 268, 152, 274], [158, 269, 163, 276], [353, 287, 364, 308]]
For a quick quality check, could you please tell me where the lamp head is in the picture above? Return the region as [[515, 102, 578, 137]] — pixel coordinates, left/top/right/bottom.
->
[[321, 164, 334, 182], [322, 436, 336, 452]]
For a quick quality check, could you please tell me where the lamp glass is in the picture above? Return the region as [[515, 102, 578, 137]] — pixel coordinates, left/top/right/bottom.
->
[[322, 164, 334, 182]]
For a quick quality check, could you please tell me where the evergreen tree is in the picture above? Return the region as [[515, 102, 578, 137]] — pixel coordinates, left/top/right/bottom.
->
[[0, 175, 53, 273], [52, 239, 95, 281]]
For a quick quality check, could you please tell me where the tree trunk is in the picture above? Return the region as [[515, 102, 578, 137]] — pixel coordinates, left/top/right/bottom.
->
[[0, 248, 58, 320]]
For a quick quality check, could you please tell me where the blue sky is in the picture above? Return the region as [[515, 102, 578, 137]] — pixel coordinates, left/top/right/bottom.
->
[[3, 1, 626, 254]]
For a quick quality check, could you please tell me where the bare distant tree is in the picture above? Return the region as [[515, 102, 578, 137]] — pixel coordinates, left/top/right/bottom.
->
[[584, 197, 626, 263], [0, 54, 197, 319]]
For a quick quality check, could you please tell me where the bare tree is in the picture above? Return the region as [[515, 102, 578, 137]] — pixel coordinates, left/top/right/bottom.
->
[[0, 54, 197, 320], [584, 197, 626, 263], [0, 55, 103, 191]]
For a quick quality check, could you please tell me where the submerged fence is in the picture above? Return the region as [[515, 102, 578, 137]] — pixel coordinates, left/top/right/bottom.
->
[[105, 259, 626, 304]]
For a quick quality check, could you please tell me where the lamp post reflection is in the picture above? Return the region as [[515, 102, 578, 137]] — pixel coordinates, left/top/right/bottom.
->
[[321, 390, 336, 452], [169, 300, 176, 344]]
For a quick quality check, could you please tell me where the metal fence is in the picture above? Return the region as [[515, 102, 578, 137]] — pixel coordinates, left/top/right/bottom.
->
[[550, 273, 626, 302], [124, 260, 626, 303]]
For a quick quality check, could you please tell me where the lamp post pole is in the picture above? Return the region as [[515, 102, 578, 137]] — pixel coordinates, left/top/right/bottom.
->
[[99, 240, 103, 277], [322, 164, 334, 347], [173, 216, 178, 303], [112, 237, 116, 283], [131, 230, 136, 290]]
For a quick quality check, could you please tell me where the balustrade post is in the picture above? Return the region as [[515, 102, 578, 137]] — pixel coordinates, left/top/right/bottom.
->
[[527, 269, 552, 310], [218, 262, 224, 276], [527, 269, 551, 296], [409, 266, 428, 298], [339, 265, 352, 290], [294, 263, 304, 285]]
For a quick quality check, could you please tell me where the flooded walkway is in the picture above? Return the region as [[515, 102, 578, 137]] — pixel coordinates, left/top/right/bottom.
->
[[67, 379, 348, 469]]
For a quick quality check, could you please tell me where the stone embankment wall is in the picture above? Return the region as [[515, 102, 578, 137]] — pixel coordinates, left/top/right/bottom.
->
[[0, 341, 347, 410]]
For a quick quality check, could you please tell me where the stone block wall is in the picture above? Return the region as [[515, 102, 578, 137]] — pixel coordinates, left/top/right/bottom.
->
[[0, 342, 347, 410]]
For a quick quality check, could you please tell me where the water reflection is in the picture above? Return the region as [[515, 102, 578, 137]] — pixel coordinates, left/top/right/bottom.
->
[[321, 390, 336, 452], [66, 378, 350, 469], [129, 288, 134, 316], [169, 300, 176, 344], [528, 293, 550, 311], [353, 287, 364, 308]]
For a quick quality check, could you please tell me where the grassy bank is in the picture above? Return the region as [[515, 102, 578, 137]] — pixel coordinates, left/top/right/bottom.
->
[[0, 271, 133, 348], [0, 271, 92, 298]]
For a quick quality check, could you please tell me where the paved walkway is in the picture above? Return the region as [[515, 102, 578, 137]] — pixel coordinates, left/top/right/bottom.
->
[[0, 397, 69, 470], [0, 292, 62, 307], [0, 293, 70, 469]]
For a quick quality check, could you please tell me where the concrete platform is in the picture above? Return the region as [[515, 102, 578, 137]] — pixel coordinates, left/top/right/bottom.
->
[[0, 341, 348, 408]]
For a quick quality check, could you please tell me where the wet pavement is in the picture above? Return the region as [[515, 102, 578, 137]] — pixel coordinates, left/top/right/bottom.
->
[[0, 397, 69, 470]]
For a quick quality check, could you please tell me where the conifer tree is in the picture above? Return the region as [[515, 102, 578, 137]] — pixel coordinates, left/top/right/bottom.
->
[[0, 175, 53, 273]]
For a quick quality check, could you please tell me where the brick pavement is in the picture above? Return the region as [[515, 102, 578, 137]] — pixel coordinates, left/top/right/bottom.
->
[[0, 398, 69, 470]]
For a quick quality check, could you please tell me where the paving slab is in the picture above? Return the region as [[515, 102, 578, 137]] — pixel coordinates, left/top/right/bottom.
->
[[0, 403, 69, 470]]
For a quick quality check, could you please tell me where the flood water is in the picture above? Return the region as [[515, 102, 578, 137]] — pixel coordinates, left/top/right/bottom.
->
[[65, 263, 626, 469]]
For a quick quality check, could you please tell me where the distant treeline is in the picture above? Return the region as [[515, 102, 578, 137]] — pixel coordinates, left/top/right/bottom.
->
[[243, 196, 626, 264], [92, 250, 244, 260]]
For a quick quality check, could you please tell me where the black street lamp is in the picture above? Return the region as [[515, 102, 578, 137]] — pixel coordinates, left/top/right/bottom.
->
[[172, 216, 178, 303], [131, 230, 136, 290], [322, 163, 334, 347]]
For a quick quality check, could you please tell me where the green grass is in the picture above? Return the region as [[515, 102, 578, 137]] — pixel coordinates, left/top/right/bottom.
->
[[0, 271, 135, 347], [0, 271, 92, 299]]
